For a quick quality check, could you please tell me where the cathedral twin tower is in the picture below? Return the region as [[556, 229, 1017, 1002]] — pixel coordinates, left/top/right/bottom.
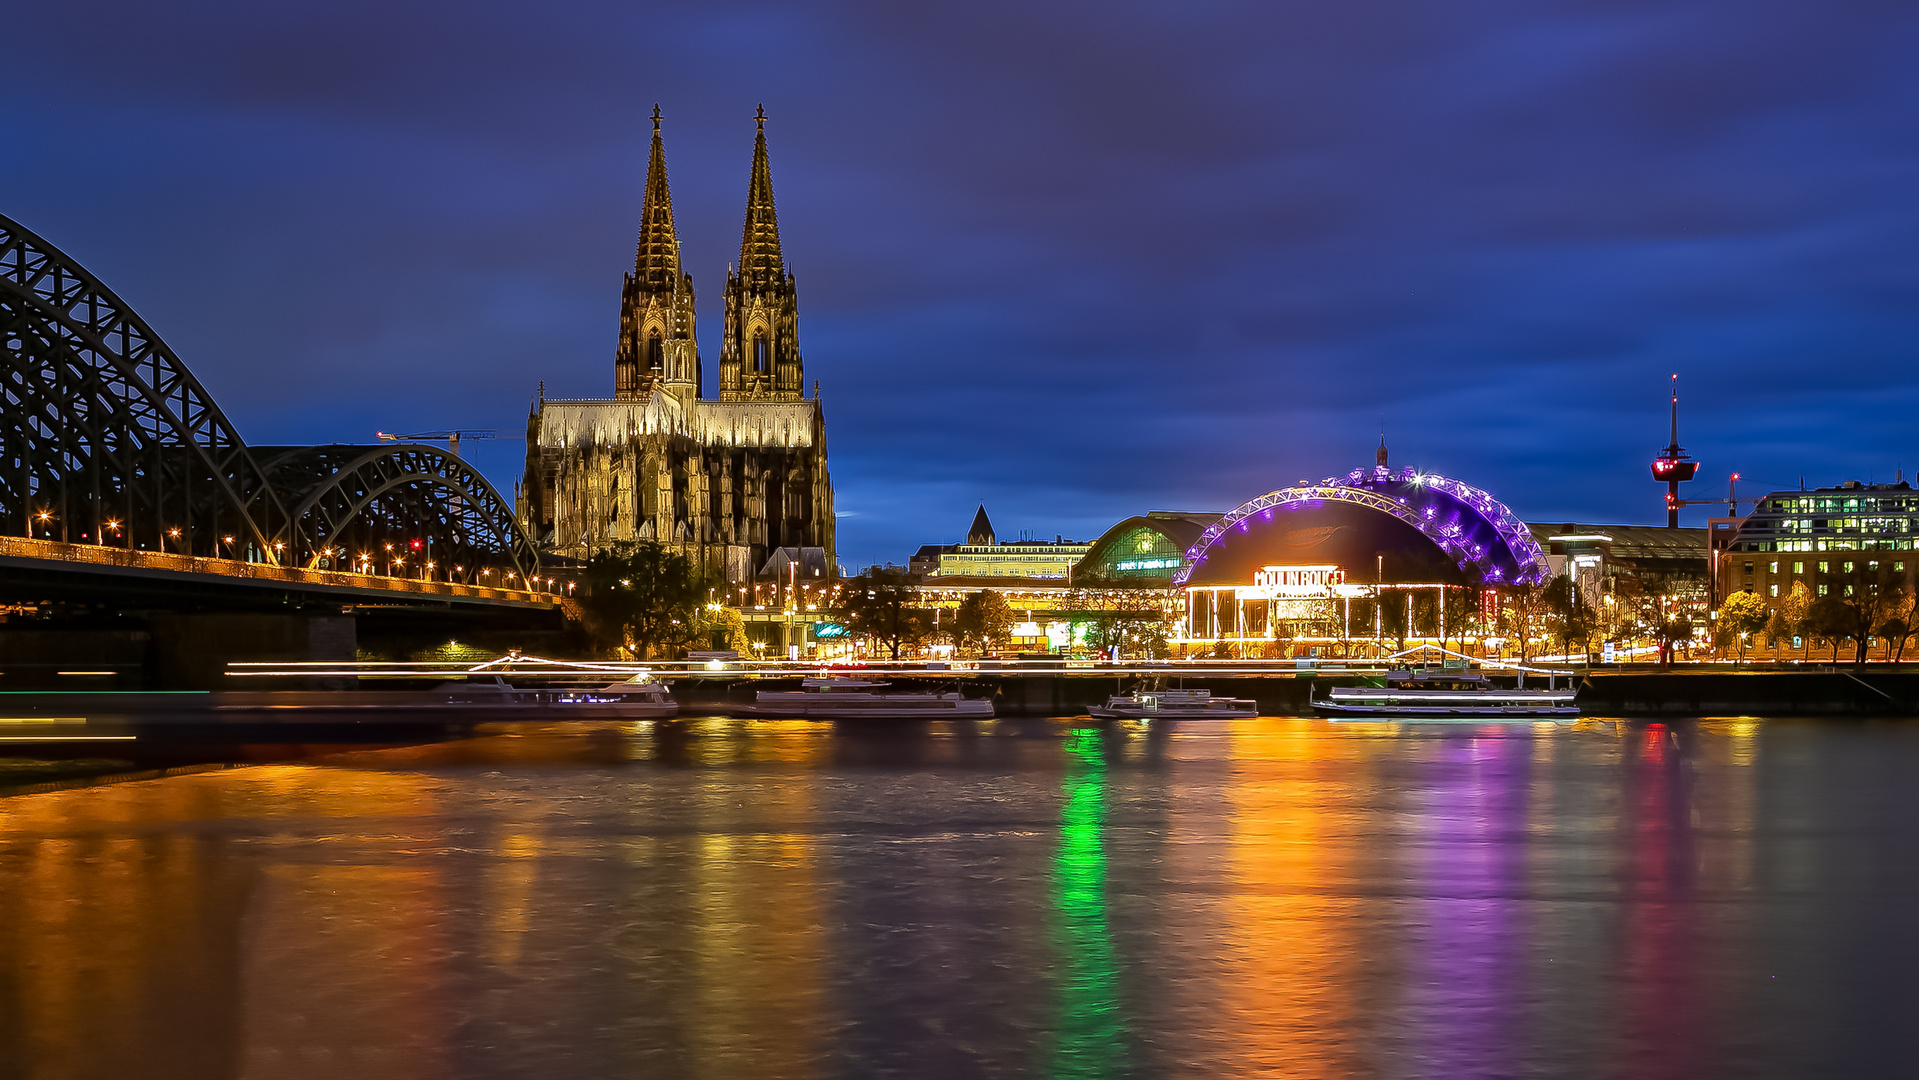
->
[[615, 106, 806, 407], [520, 108, 836, 582]]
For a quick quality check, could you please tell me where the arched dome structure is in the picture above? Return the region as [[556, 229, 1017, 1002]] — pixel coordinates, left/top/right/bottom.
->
[[1176, 462, 1549, 589]]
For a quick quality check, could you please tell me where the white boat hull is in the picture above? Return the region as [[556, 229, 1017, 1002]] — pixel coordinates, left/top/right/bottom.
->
[[1313, 687, 1577, 719], [739, 694, 995, 720], [1088, 703, 1258, 720]]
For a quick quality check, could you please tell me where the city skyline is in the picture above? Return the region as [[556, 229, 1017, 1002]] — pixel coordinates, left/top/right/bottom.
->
[[5, 2, 1916, 567]]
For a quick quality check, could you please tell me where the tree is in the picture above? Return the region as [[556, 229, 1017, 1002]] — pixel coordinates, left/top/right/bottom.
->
[[1438, 585, 1481, 656], [1495, 579, 1552, 665], [580, 541, 707, 658], [839, 567, 927, 660], [1619, 569, 1707, 670], [1770, 581, 1812, 661], [1808, 595, 1850, 662], [702, 605, 752, 654], [954, 589, 1015, 654], [1879, 612, 1915, 664], [1818, 560, 1907, 665], [1717, 589, 1769, 665], [1544, 574, 1598, 662], [1064, 584, 1172, 659], [1381, 590, 1411, 654]]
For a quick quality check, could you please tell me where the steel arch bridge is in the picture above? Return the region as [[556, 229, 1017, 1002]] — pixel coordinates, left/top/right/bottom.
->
[[256, 444, 540, 580], [1, 212, 538, 585]]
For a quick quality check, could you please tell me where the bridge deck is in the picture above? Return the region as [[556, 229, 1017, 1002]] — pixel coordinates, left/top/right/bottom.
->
[[0, 535, 557, 609]]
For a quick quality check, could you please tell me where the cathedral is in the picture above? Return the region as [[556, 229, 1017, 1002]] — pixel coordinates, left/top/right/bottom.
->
[[518, 108, 836, 582]]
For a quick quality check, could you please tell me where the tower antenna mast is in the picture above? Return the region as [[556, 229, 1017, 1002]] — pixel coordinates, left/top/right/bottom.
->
[[1650, 373, 1699, 528]]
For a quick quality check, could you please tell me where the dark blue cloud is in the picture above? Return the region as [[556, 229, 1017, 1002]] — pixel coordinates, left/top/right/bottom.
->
[[5, 0, 1917, 566]]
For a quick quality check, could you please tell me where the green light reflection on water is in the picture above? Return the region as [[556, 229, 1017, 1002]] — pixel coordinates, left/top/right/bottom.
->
[[1052, 731, 1127, 1079]]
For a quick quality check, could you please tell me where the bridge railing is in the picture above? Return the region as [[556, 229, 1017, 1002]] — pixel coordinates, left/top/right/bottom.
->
[[0, 534, 555, 605]]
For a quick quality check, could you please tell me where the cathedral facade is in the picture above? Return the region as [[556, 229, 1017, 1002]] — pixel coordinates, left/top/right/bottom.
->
[[518, 108, 835, 582]]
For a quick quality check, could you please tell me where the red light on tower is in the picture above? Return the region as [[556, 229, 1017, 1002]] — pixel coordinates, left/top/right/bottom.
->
[[409, 539, 423, 551]]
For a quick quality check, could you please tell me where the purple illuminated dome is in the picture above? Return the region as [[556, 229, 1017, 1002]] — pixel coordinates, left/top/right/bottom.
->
[[1175, 460, 1551, 588]]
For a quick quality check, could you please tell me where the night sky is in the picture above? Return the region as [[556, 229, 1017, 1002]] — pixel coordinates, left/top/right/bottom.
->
[[6, 1, 1916, 568]]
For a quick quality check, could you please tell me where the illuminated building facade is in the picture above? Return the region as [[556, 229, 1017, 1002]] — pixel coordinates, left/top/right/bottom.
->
[[1176, 446, 1550, 650], [1712, 479, 1916, 604], [914, 505, 1089, 581], [519, 110, 835, 581], [1072, 511, 1222, 583]]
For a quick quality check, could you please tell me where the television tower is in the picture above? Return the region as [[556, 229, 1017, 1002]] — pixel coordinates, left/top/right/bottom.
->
[[1650, 373, 1699, 528]]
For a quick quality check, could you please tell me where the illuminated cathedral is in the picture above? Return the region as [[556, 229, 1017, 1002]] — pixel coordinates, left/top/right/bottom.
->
[[518, 108, 835, 581]]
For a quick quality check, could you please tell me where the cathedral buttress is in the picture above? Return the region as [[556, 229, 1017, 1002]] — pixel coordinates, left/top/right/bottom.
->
[[616, 106, 700, 406], [719, 107, 804, 402]]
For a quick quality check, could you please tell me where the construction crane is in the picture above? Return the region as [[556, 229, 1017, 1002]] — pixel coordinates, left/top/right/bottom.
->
[[375, 429, 524, 459], [1667, 472, 1766, 518]]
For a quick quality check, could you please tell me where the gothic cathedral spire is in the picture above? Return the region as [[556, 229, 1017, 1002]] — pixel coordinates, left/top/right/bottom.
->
[[616, 105, 700, 403], [719, 106, 804, 402]]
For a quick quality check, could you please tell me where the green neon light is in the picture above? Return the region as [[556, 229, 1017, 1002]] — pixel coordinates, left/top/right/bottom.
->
[[1052, 735, 1125, 1077]]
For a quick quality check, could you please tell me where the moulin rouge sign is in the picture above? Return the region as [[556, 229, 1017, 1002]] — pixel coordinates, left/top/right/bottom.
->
[[1239, 564, 1346, 599]]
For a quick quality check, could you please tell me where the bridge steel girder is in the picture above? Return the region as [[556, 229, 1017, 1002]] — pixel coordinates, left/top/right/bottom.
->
[[0, 213, 291, 559], [256, 444, 541, 585]]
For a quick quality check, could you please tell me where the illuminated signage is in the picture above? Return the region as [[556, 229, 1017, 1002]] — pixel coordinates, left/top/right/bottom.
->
[[1115, 557, 1181, 572], [1241, 564, 1344, 599]]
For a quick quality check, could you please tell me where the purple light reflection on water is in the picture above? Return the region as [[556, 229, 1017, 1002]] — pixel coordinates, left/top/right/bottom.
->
[[1389, 731, 1534, 1078]]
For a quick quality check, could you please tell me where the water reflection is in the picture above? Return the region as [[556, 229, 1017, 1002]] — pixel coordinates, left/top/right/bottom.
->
[[1053, 732, 1123, 1078], [1, 718, 1916, 1077]]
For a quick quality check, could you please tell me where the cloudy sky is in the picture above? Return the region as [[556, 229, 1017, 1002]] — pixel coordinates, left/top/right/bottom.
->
[[6, 1, 1917, 566]]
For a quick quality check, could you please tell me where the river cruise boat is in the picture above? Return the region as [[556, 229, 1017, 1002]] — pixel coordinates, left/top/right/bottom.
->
[[437, 674, 680, 719], [1089, 688, 1258, 720], [552, 674, 680, 718], [1310, 668, 1578, 719], [738, 676, 994, 720]]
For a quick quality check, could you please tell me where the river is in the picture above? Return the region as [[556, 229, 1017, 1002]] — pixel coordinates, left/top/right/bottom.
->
[[2, 716, 1916, 1078]]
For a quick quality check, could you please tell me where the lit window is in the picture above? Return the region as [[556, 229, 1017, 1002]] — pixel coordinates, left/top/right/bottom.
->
[[1768, 561, 1778, 574], [1793, 561, 1804, 574], [1819, 562, 1829, 574], [1769, 584, 1778, 597], [1898, 562, 1907, 573], [1844, 561, 1855, 573], [1818, 584, 1829, 597]]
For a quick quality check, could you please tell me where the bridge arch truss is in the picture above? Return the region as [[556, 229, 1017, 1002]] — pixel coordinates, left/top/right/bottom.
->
[[1, 212, 539, 583]]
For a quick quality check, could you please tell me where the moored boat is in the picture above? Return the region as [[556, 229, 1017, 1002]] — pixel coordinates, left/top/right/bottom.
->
[[434, 674, 680, 718], [552, 673, 680, 718], [739, 676, 994, 720], [1310, 668, 1577, 719], [1089, 688, 1257, 720]]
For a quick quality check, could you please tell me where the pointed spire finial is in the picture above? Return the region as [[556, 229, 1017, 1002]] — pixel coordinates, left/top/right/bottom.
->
[[633, 105, 681, 283], [738, 107, 784, 284]]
